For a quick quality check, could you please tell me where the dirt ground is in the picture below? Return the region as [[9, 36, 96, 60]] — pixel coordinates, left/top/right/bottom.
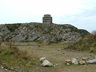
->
[[17, 42, 96, 72]]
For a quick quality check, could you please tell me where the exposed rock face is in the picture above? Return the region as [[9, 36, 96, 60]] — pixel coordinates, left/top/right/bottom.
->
[[0, 23, 89, 42], [0, 25, 10, 41]]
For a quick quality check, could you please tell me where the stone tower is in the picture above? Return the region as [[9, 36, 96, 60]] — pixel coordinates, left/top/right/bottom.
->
[[43, 14, 52, 24]]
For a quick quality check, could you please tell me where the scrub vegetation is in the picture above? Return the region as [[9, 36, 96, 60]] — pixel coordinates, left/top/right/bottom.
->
[[65, 31, 96, 53]]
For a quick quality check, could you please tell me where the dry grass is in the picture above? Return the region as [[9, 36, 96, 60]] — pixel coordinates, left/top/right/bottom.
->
[[0, 43, 38, 72], [17, 42, 96, 72]]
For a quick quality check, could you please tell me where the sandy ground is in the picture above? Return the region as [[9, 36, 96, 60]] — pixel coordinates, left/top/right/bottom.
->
[[17, 42, 96, 72]]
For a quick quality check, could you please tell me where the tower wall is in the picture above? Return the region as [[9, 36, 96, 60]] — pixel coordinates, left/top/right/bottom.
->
[[43, 14, 52, 24]]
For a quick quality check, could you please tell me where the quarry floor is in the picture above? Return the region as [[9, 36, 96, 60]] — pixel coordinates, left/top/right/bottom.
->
[[17, 42, 96, 72]]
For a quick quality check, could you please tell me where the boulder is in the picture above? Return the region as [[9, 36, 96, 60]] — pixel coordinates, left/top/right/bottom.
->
[[72, 58, 78, 65], [79, 60, 86, 65], [42, 60, 53, 67], [86, 59, 96, 64]]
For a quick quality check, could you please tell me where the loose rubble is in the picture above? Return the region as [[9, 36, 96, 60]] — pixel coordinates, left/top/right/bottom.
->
[[40, 56, 96, 67], [66, 56, 96, 65]]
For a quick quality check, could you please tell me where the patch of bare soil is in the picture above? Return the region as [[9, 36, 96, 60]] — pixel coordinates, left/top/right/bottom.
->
[[18, 43, 96, 72]]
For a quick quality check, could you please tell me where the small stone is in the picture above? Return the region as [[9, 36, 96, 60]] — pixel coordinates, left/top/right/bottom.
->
[[66, 59, 72, 63], [79, 60, 86, 65], [76, 57, 80, 62], [40, 57, 46, 63], [67, 63, 70, 66], [86, 59, 96, 64], [72, 58, 78, 65], [82, 57, 88, 60]]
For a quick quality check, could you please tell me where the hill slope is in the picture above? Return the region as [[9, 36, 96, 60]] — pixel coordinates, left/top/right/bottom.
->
[[0, 23, 89, 42]]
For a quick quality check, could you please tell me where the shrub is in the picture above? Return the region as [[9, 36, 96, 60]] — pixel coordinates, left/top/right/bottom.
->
[[64, 31, 96, 53]]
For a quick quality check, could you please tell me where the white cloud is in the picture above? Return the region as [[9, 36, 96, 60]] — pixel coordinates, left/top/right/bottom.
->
[[0, 0, 96, 32], [57, 7, 96, 33], [0, 0, 84, 15]]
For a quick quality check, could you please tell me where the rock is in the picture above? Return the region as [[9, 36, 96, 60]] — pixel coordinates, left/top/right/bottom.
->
[[65, 60, 72, 66], [42, 60, 53, 67], [67, 63, 71, 66], [79, 60, 86, 65], [66, 59, 72, 63], [86, 59, 96, 64], [72, 58, 78, 65], [40, 57, 46, 63], [82, 57, 88, 61], [76, 57, 80, 62]]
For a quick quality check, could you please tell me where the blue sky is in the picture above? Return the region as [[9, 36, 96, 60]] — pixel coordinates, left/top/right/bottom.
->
[[0, 0, 96, 33]]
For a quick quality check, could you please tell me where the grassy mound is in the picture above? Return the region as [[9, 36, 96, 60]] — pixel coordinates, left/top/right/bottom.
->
[[65, 33, 96, 53], [0, 43, 37, 71]]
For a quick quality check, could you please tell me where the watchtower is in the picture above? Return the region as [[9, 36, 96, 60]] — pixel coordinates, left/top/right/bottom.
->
[[43, 14, 52, 24]]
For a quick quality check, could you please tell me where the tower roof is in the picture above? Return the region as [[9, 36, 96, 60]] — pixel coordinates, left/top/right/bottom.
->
[[44, 14, 51, 17]]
